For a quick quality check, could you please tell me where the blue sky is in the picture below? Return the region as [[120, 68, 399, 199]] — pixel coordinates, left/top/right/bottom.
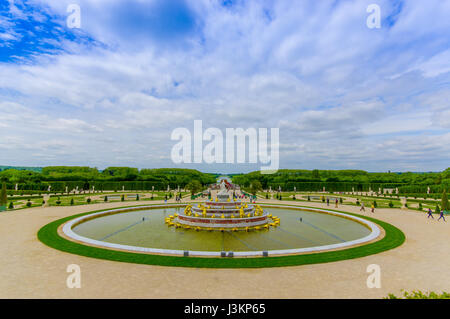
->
[[0, 0, 449, 173]]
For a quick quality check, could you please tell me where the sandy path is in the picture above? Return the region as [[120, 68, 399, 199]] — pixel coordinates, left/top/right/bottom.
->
[[0, 199, 448, 299]]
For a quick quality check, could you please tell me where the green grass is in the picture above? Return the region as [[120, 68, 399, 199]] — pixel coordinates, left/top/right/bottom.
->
[[37, 204, 405, 268], [385, 290, 450, 299]]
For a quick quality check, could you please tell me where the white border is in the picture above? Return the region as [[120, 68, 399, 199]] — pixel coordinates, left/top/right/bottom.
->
[[62, 204, 381, 257]]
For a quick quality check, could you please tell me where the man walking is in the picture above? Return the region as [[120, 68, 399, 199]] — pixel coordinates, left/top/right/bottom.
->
[[438, 210, 446, 222]]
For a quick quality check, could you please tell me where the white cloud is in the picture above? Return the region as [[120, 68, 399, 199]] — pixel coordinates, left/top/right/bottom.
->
[[0, 0, 449, 171]]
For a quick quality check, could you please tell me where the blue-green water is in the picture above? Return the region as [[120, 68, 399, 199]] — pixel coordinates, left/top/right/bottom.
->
[[72, 208, 371, 252]]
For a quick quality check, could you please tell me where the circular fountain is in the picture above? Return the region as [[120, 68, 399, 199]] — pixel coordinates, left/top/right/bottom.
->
[[165, 182, 279, 231]]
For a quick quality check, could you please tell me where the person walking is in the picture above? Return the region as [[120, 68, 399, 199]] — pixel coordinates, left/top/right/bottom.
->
[[371, 203, 375, 213], [326, 197, 329, 206], [335, 198, 339, 208], [438, 210, 446, 222], [360, 202, 365, 212], [427, 208, 434, 219]]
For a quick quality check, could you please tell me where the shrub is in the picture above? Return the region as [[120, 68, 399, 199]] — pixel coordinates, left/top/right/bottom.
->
[[293, 195, 296, 200], [87, 198, 91, 204], [56, 197, 61, 205], [373, 200, 377, 208], [307, 196, 311, 201], [389, 201, 394, 208], [26, 200, 32, 207], [104, 196, 108, 202], [136, 194, 140, 201], [121, 194, 125, 202], [8, 202, 14, 209], [70, 198, 74, 206], [441, 189, 448, 211], [435, 204, 440, 214], [339, 197, 343, 204], [418, 202, 423, 211], [356, 200, 360, 206], [386, 290, 450, 299]]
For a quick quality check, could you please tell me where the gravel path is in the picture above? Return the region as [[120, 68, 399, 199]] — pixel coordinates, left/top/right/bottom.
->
[[0, 199, 448, 298]]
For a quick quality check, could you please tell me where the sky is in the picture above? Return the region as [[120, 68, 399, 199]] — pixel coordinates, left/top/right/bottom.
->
[[0, 0, 449, 173]]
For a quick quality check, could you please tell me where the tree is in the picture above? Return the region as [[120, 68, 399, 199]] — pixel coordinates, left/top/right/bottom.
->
[[441, 189, 448, 211], [250, 180, 262, 196], [0, 182, 7, 209], [435, 204, 440, 214], [186, 180, 202, 196], [312, 169, 320, 179]]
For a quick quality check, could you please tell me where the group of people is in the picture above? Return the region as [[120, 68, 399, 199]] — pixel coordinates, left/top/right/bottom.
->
[[359, 202, 375, 213], [325, 197, 340, 208], [427, 208, 446, 221]]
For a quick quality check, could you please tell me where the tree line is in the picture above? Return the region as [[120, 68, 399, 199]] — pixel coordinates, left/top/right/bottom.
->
[[0, 167, 216, 192], [232, 168, 450, 193]]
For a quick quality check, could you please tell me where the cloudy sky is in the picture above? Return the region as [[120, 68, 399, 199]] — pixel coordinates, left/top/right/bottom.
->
[[0, 0, 449, 173]]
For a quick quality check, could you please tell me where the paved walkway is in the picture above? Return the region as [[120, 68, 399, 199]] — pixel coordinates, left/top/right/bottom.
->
[[0, 199, 448, 298]]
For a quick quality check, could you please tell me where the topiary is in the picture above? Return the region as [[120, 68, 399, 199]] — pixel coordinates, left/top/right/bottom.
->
[[104, 196, 108, 202], [70, 198, 74, 206], [8, 202, 14, 209], [26, 200, 32, 207], [87, 198, 91, 204], [435, 204, 440, 214], [389, 201, 394, 208]]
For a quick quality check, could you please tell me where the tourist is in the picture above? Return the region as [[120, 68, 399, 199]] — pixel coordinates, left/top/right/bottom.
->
[[360, 202, 365, 212], [438, 210, 446, 222], [326, 197, 329, 206], [335, 198, 338, 208], [427, 208, 434, 219], [371, 204, 375, 213]]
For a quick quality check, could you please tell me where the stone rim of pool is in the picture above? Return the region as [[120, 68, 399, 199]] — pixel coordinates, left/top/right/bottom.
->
[[60, 204, 381, 257]]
